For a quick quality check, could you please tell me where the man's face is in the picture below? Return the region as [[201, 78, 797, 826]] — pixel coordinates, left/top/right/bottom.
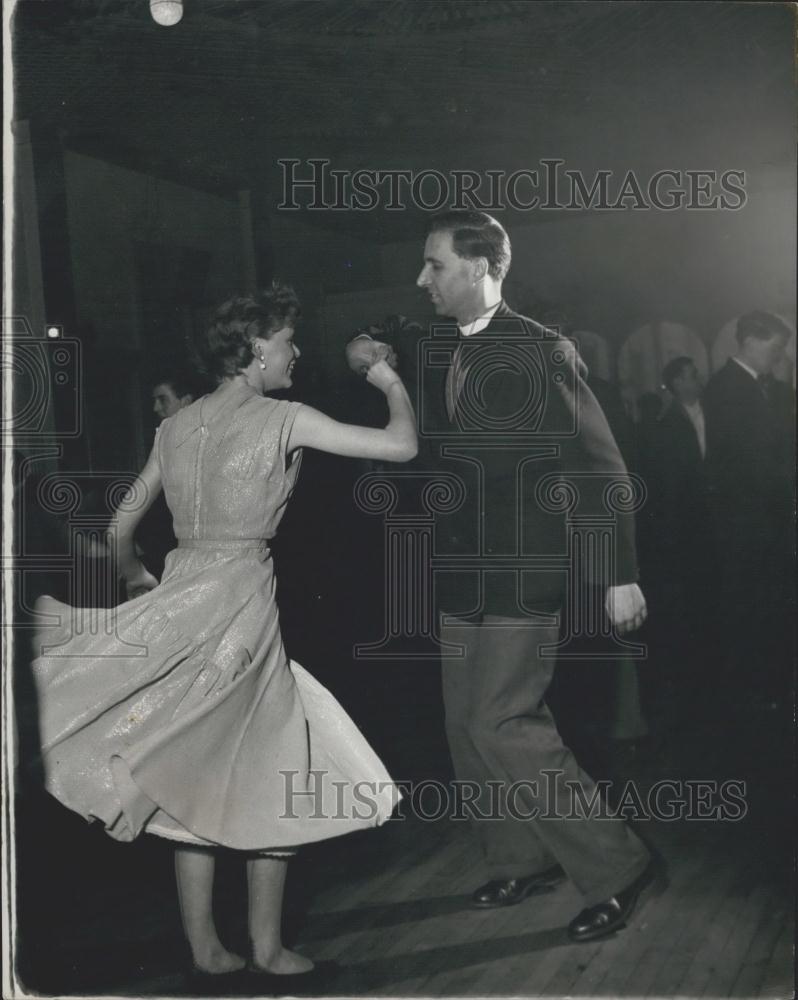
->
[[153, 383, 190, 421], [416, 230, 480, 322], [673, 363, 702, 404], [744, 334, 787, 376]]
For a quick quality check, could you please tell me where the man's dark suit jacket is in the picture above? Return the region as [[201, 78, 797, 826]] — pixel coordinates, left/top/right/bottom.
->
[[703, 358, 793, 531], [645, 400, 713, 577], [639, 400, 714, 605], [422, 301, 639, 618]]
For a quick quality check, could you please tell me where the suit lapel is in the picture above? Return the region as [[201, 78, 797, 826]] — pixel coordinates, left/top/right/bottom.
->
[[447, 302, 581, 426], [448, 302, 522, 423]]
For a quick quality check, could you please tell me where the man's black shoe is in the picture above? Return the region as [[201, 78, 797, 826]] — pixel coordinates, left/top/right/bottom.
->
[[567, 861, 666, 942], [471, 865, 565, 908]]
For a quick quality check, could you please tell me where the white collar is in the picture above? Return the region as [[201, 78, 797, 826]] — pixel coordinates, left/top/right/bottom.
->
[[731, 356, 759, 380], [459, 302, 501, 337]]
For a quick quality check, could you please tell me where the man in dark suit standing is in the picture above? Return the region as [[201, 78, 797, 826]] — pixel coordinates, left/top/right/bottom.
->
[[703, 312, 794, 707], [656, 357, 708, 517], [645, 357, 715, 724], [415, 211, 655, 942]]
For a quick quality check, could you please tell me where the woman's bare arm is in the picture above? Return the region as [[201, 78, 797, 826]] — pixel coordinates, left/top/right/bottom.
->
[[106, 441, 163, 590], [287, 361, 418, 462]]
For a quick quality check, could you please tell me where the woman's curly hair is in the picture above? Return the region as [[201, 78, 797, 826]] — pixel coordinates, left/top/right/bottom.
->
[[194, 282, 301, 383]]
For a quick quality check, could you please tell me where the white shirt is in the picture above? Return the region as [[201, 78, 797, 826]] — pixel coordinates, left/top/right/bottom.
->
[[731, 355, 759, 381], [446, 303, 502, 420], [682, 400, 706, 458], [459, 302, 501, 337]]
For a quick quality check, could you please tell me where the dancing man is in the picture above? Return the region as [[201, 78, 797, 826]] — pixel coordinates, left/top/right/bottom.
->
[[415, 210, 658, 942]]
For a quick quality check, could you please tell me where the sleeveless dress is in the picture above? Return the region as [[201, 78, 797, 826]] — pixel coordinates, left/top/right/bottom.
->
[[30, 383, 400, 851]]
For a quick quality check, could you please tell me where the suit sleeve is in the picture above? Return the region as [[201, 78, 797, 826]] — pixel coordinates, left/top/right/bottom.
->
[[477, 336, 639, 588], [544, 344, 640, 587]]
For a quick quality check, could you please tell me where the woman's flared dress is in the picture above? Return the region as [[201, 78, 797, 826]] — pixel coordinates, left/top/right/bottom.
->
[[31, 384, 399, 850]]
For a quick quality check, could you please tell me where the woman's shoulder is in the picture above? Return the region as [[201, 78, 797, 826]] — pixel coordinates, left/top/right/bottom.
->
[[235, 397, 304, 447], [157, 397, 204, 441], [242, 394, 302, 418]]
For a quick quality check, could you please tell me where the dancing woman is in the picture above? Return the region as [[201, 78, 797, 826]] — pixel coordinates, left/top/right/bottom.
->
[[30, 284, 416, 987]]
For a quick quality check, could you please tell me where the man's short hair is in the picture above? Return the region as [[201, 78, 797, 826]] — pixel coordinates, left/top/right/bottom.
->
[[735, 311, 791, 346], [426, 210, 512, 281], [661, 356, 696, 392], [153, 368, 196, 399]]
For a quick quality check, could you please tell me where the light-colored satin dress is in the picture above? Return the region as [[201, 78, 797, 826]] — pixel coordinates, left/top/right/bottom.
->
[[31, 383, 399, 850]]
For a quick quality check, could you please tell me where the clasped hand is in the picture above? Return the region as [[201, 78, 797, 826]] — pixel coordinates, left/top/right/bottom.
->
[[345, 334, 398, 377]]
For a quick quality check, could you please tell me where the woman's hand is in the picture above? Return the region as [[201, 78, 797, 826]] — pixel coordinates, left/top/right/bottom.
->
[[125, 565, 159, 601], [365, 359, 403, 394]]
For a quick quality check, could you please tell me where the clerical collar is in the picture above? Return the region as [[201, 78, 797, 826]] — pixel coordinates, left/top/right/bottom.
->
[[459, 302, 501, 337], [731, 356, 759, 380]]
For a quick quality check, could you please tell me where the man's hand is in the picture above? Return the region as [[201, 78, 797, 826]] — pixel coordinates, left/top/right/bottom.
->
[[605, 583, 647, 634], [346, 334, 398, 376]]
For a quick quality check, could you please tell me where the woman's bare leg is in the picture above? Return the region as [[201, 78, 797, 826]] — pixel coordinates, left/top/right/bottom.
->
[[247, 856, 313, 974], [175, 846, 246, 973]]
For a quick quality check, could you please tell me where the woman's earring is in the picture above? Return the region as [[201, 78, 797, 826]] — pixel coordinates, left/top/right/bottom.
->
[[257, 353, 267, 371]]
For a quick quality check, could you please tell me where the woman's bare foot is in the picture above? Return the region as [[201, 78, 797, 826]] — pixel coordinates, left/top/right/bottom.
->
[[251, 946, 314, 975], [192, 945, 247, 975]]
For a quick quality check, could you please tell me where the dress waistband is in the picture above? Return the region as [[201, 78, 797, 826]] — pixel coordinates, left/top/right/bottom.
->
[[177, 538, 271, 556]]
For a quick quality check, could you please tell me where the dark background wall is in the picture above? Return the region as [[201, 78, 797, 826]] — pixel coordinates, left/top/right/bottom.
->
[[9, 0, 795, 702], [10, 1, 795, 469], [6, 10, 796, 993]]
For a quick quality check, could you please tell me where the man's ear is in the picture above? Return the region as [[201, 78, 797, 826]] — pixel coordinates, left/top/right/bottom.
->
[[472, 257, 489, 283]]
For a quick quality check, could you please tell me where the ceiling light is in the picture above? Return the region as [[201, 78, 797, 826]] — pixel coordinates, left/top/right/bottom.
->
[[150, 0, 183, 26]]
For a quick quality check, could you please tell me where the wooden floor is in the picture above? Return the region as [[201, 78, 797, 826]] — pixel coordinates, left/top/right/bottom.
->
[[13, 703, 794, 998], [275, 708, 794, 1000], [293, 814, 792, 998]]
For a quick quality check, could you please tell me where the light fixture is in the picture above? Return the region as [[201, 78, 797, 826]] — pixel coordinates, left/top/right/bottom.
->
[[150, 0, 183, 26]]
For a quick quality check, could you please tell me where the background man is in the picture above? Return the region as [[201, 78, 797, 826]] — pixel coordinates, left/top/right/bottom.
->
[[152, 370, 196, 422], [645, 356, 714, 728], [703, 311, 794, 709]]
